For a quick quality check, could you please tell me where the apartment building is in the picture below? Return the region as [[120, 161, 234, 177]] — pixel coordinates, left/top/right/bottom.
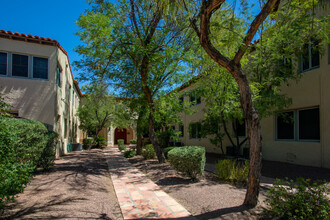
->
[[175, 41, 330, 169], [0, 30, 83, 157]]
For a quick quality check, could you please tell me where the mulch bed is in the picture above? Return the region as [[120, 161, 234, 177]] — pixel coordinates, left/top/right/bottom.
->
[[128, 155, 268, 220]]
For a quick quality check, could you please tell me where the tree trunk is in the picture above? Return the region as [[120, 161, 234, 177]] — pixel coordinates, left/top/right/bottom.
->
[[136, 134, 143, 155], [233, 68, 262, 207], [148, 112, 165, 163]]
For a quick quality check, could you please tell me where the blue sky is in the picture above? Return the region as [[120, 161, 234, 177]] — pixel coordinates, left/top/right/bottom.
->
[[0, 0, 92, 79]]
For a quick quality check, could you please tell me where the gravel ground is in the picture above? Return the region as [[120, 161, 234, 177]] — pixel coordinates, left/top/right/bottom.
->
[[1, 149, 122, 220], [128, 156, 267, 220]]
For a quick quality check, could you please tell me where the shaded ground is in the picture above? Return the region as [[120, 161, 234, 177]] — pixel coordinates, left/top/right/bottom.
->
[[1, 150, 122, 220], [128, 156, 266, 220], [206, 153, 330, 182]]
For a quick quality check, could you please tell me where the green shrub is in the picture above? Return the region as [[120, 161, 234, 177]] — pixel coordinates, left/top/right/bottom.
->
[[94, 136, 107, 148], [36, 131, 58, 171], [124, 150, 136, 158], [83, 138, 92, 150], [130, 139, 137, 144], [118, 144, 126, 151], [168, 146, 205, 180], [215, 159, 249, 185], [164, 146, 177, 159], [142, 144, 156, 159], [0, 117, 51, 208], [265, 178, 330, 220], [117, 139, 124, 145]]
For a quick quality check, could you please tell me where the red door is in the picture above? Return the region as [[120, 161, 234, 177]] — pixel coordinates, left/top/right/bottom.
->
[[115, 128, 127, 144]]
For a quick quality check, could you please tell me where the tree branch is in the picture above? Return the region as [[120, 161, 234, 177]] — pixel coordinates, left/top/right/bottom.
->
[[233, 0, 281, 64]]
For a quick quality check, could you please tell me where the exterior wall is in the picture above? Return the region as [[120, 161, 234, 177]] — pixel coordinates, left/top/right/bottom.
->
[[262, 42, 330, 168], [0, 38, 57, 129], [177, 84, 246, 154], [0, 37, 82, 157]]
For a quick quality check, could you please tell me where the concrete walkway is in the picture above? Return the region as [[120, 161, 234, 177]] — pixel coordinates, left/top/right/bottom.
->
[[104, 148, 194, 219]]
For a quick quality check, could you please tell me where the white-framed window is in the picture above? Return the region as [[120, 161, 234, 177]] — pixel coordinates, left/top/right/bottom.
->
[[33, 57, 48, 79], [0, 52, 7, 75], [0, 51, 48, 80], [12, 54, 29, 77], [276, 107, 320, 141], [299, 40, 320, 73], [189, 122, 201, 139]]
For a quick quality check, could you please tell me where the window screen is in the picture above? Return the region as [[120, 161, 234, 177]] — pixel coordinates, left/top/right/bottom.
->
[[12, 54, 28, 77], [33, 57, 48, 79], [299, 108, 320, 140], [277, 111, 294, 140], [0, 52, 7, 75]]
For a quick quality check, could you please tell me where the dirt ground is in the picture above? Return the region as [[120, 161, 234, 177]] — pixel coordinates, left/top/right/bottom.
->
[[1, 150, 122, 220], [128, 156, 267, 220]]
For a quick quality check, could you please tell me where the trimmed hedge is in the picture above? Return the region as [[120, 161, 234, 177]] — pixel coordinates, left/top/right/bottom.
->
[[164, 146, 177, 159], [118, 144, 126, 151], [117, 139, 124, 145], [215, 159, 249, 185], [168, 146, 205, 180], [0, 117, 58, 208], [130, 139, 137, 144], [124, 150, 136, 158], [142, 144, 156, 159]]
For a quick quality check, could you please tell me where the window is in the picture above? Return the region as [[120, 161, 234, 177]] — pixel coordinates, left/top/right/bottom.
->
[[189, 122, 201, 139], [300, 40, 320, 72], [179, 125, 184, 137], [190, 92, 201, 105], [12, 54, 28, 77], [33, 57, 48, 79], [276, 107, 320, 141], [179, 96, 184, 105], [233, 119, 246, 137], [57, 66, 62, 87], [0, 52, 7, 75], [276, 111, 294, 140], [299, 108, 320, 140]]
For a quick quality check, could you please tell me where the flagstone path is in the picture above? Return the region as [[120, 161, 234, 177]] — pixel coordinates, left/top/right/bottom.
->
[[104, 148, 195, 219]]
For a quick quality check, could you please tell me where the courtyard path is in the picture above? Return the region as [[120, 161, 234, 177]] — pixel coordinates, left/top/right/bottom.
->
[[1, 150, 123, 219]]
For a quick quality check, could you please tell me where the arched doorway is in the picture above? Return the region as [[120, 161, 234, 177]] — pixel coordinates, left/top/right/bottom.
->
[[114, 128, 127, 144]]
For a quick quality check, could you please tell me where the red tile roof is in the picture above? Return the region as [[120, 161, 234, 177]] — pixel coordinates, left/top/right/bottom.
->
[[0, 30, 83, 97]]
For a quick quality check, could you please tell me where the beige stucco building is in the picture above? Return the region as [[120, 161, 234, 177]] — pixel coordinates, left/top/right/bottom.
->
[[0, 30, 83, 157], [175, 41, 330, 169]]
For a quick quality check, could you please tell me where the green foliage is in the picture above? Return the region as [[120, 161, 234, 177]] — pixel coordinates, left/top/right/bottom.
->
[[142, 144, 156, 160], [265, 178, 330, 220], [83, 138, 93, 150], [118, 144, 126, 151], [163, 146, 177, 159], [168, 146, 205, 180], [130, 139, 137, 144], [0, 91, 11, 116], [36, 131, 59, 171], [124, 150, 136, 158], [94, 135, 107, 148], [117, 139, 124, 146], [215, 159, 249, 185], [0, 117, 56, 209]]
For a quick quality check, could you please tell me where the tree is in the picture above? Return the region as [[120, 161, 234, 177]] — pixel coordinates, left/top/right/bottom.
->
[[75, 0, 195, 163], [158, 0, 328, 206], [76, 82, 131, 149]]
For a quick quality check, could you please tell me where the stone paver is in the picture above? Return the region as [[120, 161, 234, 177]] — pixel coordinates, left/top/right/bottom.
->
[[104, 148, 195, 219]]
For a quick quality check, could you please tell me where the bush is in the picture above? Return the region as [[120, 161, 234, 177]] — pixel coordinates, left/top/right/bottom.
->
[[168, 146, 205, 180], [130, 139, 137, 144], [142, 144, 156, 159], [0, 117, 53, 209], [83, 138, 92, 150], [94, 136, 107, 148], [117, 139, 124, 145], [118, 144, 126, 151], [215, 159, 249, 185], [265, 178, 330, 220], [124, 150, 136, 158], [36, 131, 58, 171], [164, 146, 177, 159]]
